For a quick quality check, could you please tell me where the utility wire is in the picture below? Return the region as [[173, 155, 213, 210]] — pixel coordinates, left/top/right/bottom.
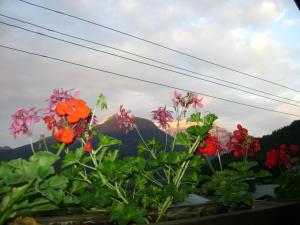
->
[[1, 21, 300, 108], [0, 43, 299, 117], [16, 0, 300, 93], [1, 14, 299, 105]]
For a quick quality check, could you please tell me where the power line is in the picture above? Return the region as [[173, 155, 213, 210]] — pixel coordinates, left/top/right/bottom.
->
[[0, 43, 299, 117], [15, 0, 300, 93], [1, 14, 299, 105], [1, 21, 300, 108]]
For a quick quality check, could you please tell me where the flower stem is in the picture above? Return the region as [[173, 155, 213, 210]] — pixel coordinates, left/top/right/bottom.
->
[[205, 155, 215, 174], [89, 108, 96, 130], [135, 127, 156, 159], [29, 136, 35, 154], [156, 196, 173, 222], [217, 150, 223, 171], [56, 143, 66, 156]]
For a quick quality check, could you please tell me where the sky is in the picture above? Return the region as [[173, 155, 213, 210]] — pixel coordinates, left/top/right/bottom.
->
[[0, 0, 300, 148]]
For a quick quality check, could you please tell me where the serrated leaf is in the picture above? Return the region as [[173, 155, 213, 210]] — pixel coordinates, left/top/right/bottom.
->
[[96, 94, 107, 110], [187, 112, 202, 122], [108, 202, 146, 225], [203, 113, 218, 126], [98, 134, 121, 147], [229, 161, 257, 172], [175, 132, 191, 146]]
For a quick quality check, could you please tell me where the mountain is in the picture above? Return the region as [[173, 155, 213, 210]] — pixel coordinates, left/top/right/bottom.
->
[[156, 120, 231, 148], [259, 120, 300, 151], [0, 146, 12, 151], [0, 116, 173, 161]]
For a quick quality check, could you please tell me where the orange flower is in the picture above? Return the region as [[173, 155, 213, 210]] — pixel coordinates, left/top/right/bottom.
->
[[55, 98, 90, 123], [61, 127, 75, 144], [54, 127, 75, 144], [67, 113, 80, 123], [55, 102, 68, 116]]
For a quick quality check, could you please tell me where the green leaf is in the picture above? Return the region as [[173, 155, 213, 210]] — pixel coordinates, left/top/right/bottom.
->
[[256, 170, 271, 178], [229, 161, 257, 172], [159, 151, 190, 164], [40, 175, 68, 190], [203, 113, 218, 126], [70, 180, 89, 194], [175, 132, 191, 146], [189, 155, 204, 168], [108, 202, 146, 225], [37, 166, 54, 180], [44, 189, 64, 204], [137, 143, 147, 155], [105, 150, 120, 162], [30, 151, 59, 167], [97, 133, 121, 147], [187, 112, 202, 122], [96, 94, 108, 110], [97, 160, 116, 180], [61, 148, 84, 168]]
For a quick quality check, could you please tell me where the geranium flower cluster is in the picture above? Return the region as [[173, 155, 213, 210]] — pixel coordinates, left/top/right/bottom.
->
[[116, 105, 136, 133], [10, 107, 40, 138], [226, 124, 260, 158], [44, 88, 80, 118], [151, 105, 173, 129], [196, 133, 223, 157], [45, 98, 91, 145], [173, 91, 203, 113], [265, 144, 298, 169]]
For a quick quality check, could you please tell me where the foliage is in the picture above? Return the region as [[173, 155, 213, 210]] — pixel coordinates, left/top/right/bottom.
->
[[206, 161, 270, 206], [3, 88, 293, 225], [275, 170, 300, 199], [0, 151, 74, 225]]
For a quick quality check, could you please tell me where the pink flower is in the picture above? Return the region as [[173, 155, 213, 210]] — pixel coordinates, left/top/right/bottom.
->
[[44, 88, 79, 117], [151, 105, 173, 129], [192, 94, 203, 109], [173, 90, 182, 105], [10, 107, 40, 138], [116, 105, 136, 133]]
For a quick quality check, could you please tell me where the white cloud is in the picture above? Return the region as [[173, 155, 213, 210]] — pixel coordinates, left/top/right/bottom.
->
[[0, 0, 299, 148]]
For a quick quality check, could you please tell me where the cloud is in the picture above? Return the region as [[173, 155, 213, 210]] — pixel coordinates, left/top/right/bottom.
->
[[0, 0, 299, 148]]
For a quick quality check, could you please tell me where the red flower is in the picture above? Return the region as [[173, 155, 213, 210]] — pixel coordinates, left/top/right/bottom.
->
[[289, 144, 298, 154], [226, 124, 260, 158], [265, 144, 295, 169], [279, 149, 290, 167], [196, 134, 223, 156], [265, 149, 279, 169], [83, 139, 93, 152]]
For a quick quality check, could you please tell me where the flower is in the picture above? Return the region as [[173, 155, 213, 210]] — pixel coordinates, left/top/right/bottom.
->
[[44, 88, 79, 118], [265, 149, 279, 169], [192, 94, 203, 109], [196, 133, 223, 156], [43, 91, 92, 145], [116, 105, 136, 133], [265, 144, 294, 169], [151, 105, 173, 129], [83, 139, 93, 152], [226, 124, 260, 158], [10, 107, 40, 138], [289, 144, 298, 154], [55, 99, 90, 123], [54, 127, 75, 144], [173, 90, 182, 104]]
